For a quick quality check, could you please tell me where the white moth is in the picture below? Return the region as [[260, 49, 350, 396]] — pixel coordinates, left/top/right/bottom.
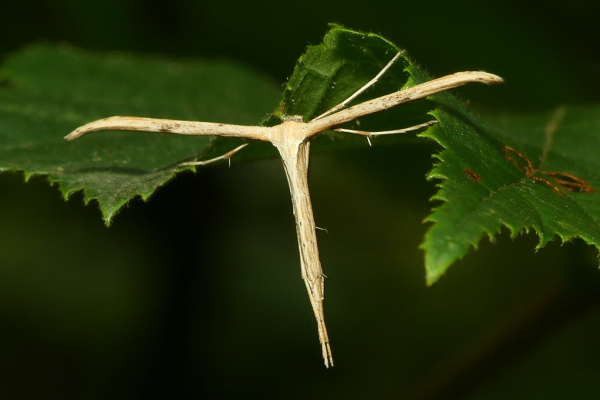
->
[[66, 52, 502, 367]]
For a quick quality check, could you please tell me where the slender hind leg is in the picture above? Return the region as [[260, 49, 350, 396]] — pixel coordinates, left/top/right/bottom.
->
[[335, 120, 438, 145], [312, 51, 405, 121], [179, 143, 248, 167]]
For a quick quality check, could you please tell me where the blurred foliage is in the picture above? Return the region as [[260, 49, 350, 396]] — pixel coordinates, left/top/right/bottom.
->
[[1, 1, 600, 399], [0, 44, 280, 222]]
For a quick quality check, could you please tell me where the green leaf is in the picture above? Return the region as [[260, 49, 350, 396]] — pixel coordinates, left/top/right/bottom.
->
[[420, 98, 600, 285], [0, 44, 281, 224], [267, 24, 433, 147], [281, 25, 600, 284], [2, 26, 599, 283], [0, 25, 432, 224]]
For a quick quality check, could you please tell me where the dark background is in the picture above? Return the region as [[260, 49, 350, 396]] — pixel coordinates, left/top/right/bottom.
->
[[1, 1, 600, 399]]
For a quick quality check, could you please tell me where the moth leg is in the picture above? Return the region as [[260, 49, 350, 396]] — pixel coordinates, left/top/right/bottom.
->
[[334, 120, 437, 145], [311, 51, 405, 121], [179, 143, 248, 168]]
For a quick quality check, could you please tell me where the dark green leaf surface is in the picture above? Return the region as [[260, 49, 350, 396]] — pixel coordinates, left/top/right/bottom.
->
[[293, 26, 600, 284], [420, 97, 600, 284], [0, 44, 280, 223], [1, 27, 599, 282], [268, 24, 433, 147]]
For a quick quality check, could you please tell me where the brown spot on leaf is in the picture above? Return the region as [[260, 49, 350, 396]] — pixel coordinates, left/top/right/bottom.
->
[[543, 171, 596, 194], [464, 168, 481, 183], [502, 146, 534, 175], [530, 175, 566, 197], [502, 145, 595, 196]]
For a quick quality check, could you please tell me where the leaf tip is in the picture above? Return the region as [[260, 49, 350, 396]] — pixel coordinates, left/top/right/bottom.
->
[[425, 271, 441, 287], [421, 242, 451, 286]]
